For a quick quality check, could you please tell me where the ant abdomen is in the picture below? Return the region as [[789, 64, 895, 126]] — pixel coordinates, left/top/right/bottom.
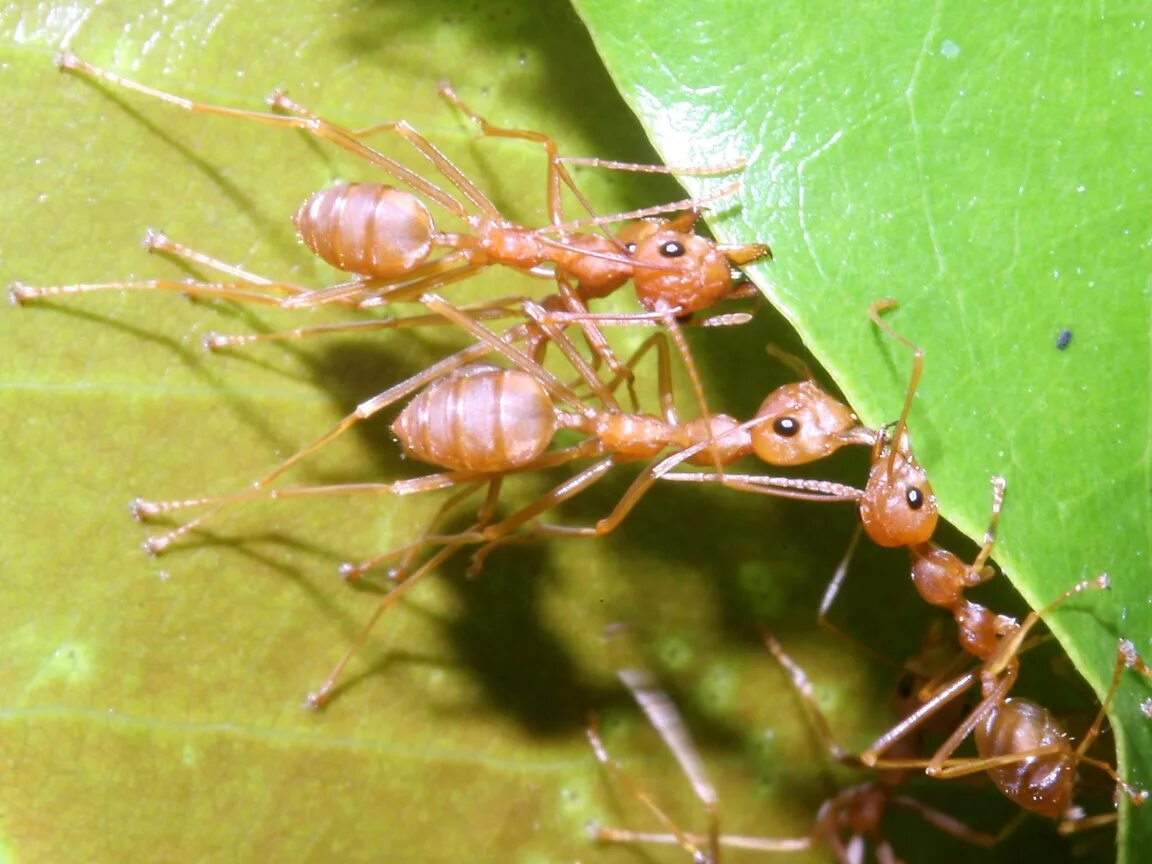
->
[[295, 184, 434, 279], [974, 697, 1072, 818], [392, 364, 557, 472]]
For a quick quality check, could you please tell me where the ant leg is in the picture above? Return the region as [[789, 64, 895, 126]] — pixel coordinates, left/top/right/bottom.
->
[[268, 89, 499, 221], [519, 298, 623, 412], [971, 476, 1008, 569], [437, 83, 575, 227], [867, 298, 924, 476], [889, 797, 1000, 847], [550, 276, 633, 397], [655, 304, 725, 474], [59, 53, 470, 219], [761, 631, 858, 765], [475, 457, 617, 540], [373, 478, 504, 583], [143, 229, 300, 291], [205, 299, 529, 352], [1056, 640, 1152, 811], [817, 524, 863, 631], [547, 182, 744, 236], [586, 716, 719, 862], [338, 444, 601, 579], [374, 481, 492, 583], [527, 460, 862, 543], [306, 541, 462, 709], [420, 293, 590, 412], [130, 339, 509, 550], [615, 668, 721, 862], [10, 278, 318, 307]]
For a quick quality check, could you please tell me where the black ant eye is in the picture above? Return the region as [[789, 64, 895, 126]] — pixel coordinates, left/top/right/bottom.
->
[[659, 240, 686, 258], [624, 242, 638, 254], [772, 417, 800, 438], [906, 487, 924, 510]]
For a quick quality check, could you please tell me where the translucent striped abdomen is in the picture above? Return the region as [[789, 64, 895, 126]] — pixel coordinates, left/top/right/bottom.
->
[[294, 183, 434, 279], [974, 697, 1071, 818], [392, 365, 558, 473]]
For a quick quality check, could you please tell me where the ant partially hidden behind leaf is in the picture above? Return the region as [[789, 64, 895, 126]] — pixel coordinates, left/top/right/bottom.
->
[[589, 610, 1152, 863], [857, 573, 1152, 833], [586, 628, 1001, 864]]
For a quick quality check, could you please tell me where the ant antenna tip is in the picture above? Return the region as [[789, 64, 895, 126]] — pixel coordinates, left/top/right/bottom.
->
[[304, 692, 327, 711], [55, 50, 76, 70]]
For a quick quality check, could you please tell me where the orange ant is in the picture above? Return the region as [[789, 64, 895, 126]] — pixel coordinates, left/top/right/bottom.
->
[[10, 53, 770, 413], [656, 299, 940, 549], [856, 574, 1152, 831], [126, 292, 867, 559], [110, 295, 860, 705], [587, 630, 998, 864]]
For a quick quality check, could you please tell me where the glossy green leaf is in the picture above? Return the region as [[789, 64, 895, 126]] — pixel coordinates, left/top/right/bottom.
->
[[573, 1, 1152, 861], [0, 2, 1143, 864]]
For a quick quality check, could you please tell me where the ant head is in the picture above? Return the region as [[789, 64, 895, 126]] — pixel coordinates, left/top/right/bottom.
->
[[630, 230, 734, 314], [749, 382, 863, 465], [858, 432, 938, 547], [614, 217, 670, 253]]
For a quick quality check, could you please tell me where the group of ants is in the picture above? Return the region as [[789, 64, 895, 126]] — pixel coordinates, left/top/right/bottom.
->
[[13, 52, 1152, 863]]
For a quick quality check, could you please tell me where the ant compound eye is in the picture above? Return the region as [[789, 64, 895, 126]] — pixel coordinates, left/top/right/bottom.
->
[[772, 416, 800, 438], [659, 240, 686, 258], [624, 242, 638, 254], [906, 487, 925, 510]]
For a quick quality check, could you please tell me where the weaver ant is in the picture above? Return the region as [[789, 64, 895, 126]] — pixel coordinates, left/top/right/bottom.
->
[[115, 294, 862, 705], [587, 629, 998, 864], [858, 574, 1152, 831], [658, 299, 940, 549], [10, 53, 770, 420]]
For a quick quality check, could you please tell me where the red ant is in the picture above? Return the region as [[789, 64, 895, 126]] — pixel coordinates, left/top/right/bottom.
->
[[656, 299, 939, 550], [112, 295, 863, 705], [857, 574, 1152, 831], [587, 629, 999, 864], [127, 293, 861, 553], [9, 53, 770, 410]]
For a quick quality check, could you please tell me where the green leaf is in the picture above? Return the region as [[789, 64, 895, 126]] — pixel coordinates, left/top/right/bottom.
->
[[573, 0, 1152, 860], [0, 3, 1143, 864]]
